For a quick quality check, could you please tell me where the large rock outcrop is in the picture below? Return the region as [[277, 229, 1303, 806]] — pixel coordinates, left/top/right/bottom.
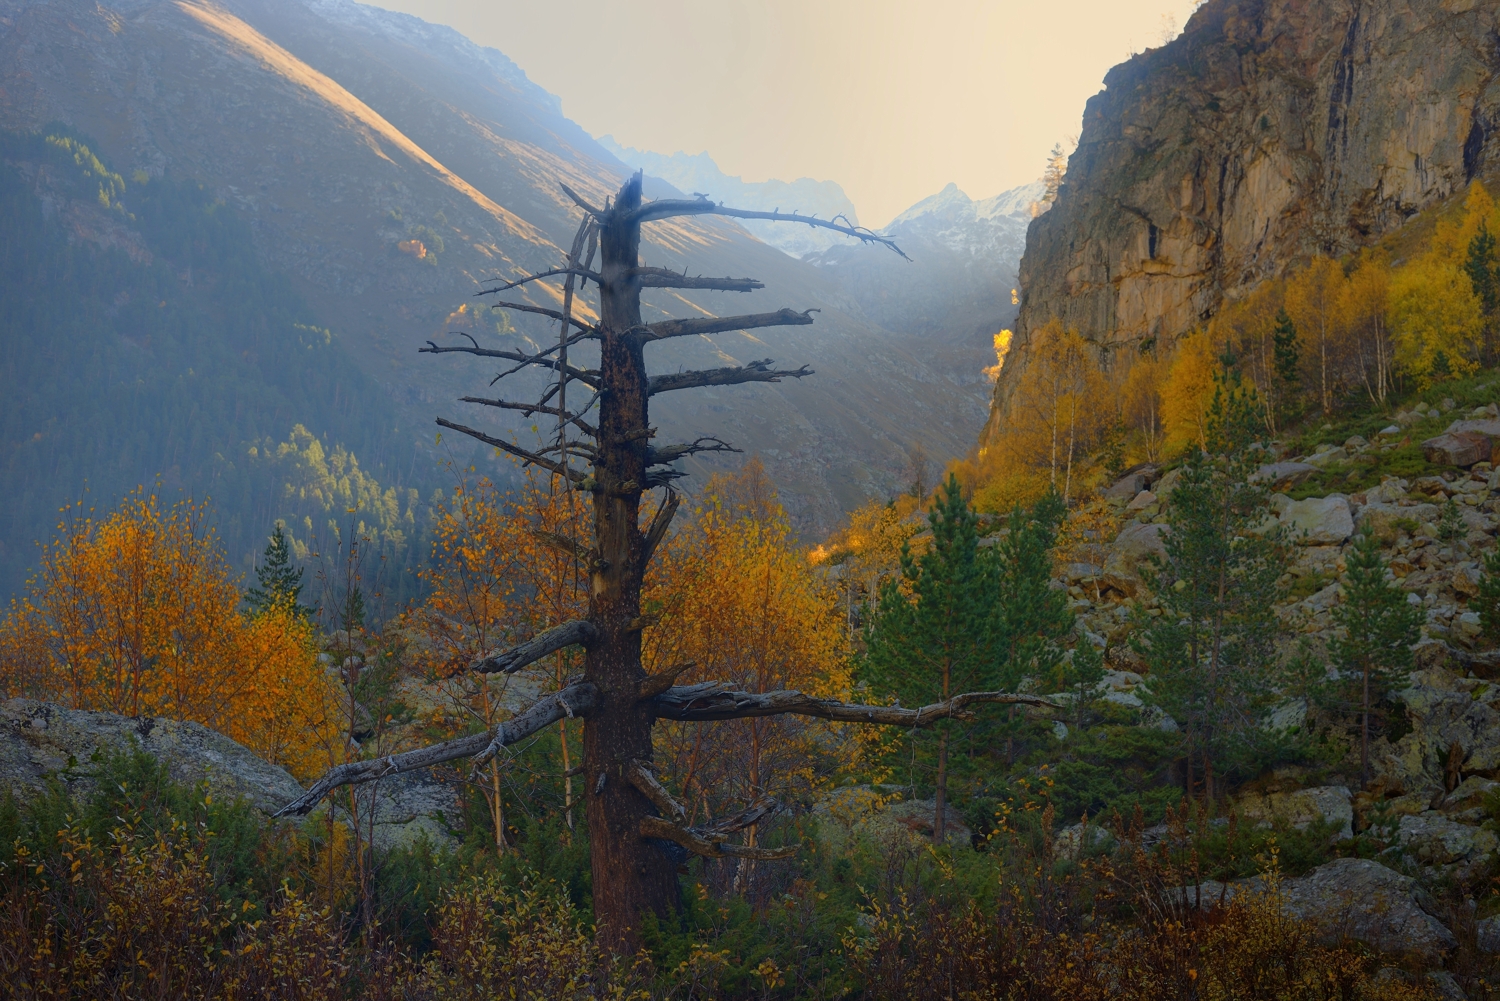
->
[[0, 699, 462, 848], [990, 0, 1500, 435]]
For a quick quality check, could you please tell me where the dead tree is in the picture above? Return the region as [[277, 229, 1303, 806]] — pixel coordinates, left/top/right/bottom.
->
[[277, 173, 1059, 952]]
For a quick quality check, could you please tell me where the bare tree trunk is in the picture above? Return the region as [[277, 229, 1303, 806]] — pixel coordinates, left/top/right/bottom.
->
[[585, 175, 679, 953]]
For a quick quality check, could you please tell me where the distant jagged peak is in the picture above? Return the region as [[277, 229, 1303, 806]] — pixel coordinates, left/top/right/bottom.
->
[[886, 180, 1045, 232]]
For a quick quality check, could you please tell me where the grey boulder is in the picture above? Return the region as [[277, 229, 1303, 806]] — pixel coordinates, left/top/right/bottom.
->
[[0, 699, 302, 814], [1280, 495, 1354, 545], [1189, 858, 1456, 960]]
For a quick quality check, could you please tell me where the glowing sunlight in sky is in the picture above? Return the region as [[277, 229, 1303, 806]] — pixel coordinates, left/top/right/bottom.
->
[[372, 0, 1204, 226]]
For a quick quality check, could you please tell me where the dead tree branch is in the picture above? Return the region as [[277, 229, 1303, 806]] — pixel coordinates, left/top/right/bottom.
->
[[529, 530, 594, 565], [275, 682, 600, 817], [645, 437, 741, 466], [468, 619, 598, 675], [641, 488, 680, 567], [560, 182, 604, 217], [435, 418, 587, 482], [459, 397, 599, 438], [636, 660, 695, 701], [420, 341, 601, 387], [481, 267, 603, 293], [632, 267, 763, 292], [639, 308, 817, 342], [625, 759, 687, 824], [476, 298, 601, 334], [648, 361, 812, 396], [629, 198, 909, 260], [639, 816, 797, 861], [651, 685, 1063, 724]]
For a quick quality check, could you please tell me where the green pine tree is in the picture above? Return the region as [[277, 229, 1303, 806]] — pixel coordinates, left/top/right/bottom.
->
[[1134, 376, 1288, 802], [863, 474, 997, 843], [246, 524, 310, 617], [993, 488, 1071, 685], [863, 478, 1074, 841], [1474, 546, 1500, 643], [1330, 526, 1422, 787], [1272, 308, 1301, 426], [1466, 224, 1499, 314], [1438, 497, 1466, 547]]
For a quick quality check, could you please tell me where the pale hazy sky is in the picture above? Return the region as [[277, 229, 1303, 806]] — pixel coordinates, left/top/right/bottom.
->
[[372, 0, 1204, 227]]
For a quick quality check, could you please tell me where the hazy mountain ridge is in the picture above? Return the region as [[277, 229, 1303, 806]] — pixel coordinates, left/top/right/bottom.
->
[[0, 0, 1005, 576]]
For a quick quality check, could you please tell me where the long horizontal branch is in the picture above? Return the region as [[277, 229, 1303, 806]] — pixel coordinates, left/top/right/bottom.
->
[[474, 297, 600, 334], [274, 683, 600, 817], [435, 418, 586, 483], [459, 397, 599, 438], [468, 619, 597, 675], [481, 267, 602, 293], [629, 199, 909, 260], [648, 360, 812, 396], [420, 340, 601, 387], [633, 267, 763, 292], [639, 308, 817, 342], [651, 685, 1062, 724]]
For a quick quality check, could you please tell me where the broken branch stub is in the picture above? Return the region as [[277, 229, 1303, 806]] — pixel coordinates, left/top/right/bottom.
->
[[467, 619, 598, 675]]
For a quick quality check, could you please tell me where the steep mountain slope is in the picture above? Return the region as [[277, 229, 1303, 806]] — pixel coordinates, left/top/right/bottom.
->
[[599, 139, 862, 259], [994, 0, 1500, 427], [0, 0, 991, 577]]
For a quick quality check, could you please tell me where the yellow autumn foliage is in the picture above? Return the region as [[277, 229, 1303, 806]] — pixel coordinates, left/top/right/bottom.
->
[[648, 460, 853, 823], [1160, 333, 1221, 453], [0, 490, 338, 781]]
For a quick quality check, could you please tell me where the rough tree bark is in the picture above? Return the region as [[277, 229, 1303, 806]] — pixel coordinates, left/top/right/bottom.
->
[[278, 173, 1058, 954]]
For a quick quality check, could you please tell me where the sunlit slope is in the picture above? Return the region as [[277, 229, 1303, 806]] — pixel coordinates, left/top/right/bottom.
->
[[0, 0, 988, 534]]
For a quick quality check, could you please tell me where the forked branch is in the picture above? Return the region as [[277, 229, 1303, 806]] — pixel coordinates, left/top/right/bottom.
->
[[639, 308, 817, 342], [641, 488, 680, 567], [468, 619, 598, 675], [645, 437, 741, 466], [651, 685, 1063, 724], [275, 682, 600, 817], [640, 816, 797, 861], [649, 361, 812, 396]]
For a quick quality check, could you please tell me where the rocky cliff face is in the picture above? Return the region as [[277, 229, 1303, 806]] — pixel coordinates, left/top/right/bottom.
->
[[993, 0, 1500, 428]]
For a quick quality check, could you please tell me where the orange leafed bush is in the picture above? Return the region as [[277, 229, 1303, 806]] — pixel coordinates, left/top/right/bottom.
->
[[0, 490, 339, 781]]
